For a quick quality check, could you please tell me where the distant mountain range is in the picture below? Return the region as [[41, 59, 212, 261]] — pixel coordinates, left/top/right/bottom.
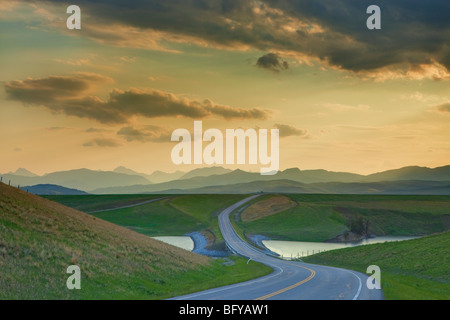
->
[[7, 168, 39, 177], [1, 169, 149, 192], [2, 165, 450, 195]]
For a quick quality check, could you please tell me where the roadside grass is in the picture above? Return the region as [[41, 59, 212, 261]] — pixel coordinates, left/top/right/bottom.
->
[[0, 184, 272, 299], [153, 256, 273, 300], [304, 232, 450, 300]]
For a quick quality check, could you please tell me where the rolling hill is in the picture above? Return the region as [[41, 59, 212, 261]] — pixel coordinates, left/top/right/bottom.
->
[[21, 184, 88, 195], [365, 166, 450, 182], [0, 183, 270, 299], [93, 178, 450, 195]]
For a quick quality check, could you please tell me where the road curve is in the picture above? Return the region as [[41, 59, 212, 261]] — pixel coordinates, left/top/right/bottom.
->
[[173, 195, 384, 300]]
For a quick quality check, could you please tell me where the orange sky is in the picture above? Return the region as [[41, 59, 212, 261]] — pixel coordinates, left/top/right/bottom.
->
[[1, 1, 449, 175]]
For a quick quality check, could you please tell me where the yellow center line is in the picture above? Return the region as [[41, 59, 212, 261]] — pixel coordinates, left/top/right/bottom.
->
[[254, 264, 316, 300], [220, 204, 316, 301]]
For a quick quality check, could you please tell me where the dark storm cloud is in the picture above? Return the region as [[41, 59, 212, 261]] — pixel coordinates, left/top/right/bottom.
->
[[263, 0, 450, 71], [256, 53, 289, 72], [29, 0, 450, 78], [4, 74, 270, 124]]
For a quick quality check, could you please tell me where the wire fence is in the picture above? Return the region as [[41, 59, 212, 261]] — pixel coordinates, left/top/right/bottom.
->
[[0, 176, 29, 193]]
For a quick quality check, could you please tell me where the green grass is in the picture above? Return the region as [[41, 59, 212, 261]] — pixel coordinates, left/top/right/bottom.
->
[[92, 198, 204, 237], [43, 194, 163, 213], [151, 256, 273, 300], [236, 201, 347, 242], [304, 231, 450, 300], [50, 194, 247, 241], [236, 194, 450, 241], [0, 184, 273, 299]]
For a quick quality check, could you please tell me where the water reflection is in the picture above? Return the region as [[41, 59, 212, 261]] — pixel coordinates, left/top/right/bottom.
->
[[152, 235, 418, 259], [263, 236, 417, 259], [152, 236, 194, 251]]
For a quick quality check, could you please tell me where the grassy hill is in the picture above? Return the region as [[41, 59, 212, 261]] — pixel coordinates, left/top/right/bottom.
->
[[44, 194, 164, 213], [22, 184, 88, 196], [47, 194, 248, 243], [304, 232, 450, 300], [0, 184, 271, 299], [235, 194, 450, 242]]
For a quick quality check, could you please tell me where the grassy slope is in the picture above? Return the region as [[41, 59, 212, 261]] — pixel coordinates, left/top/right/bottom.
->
[[240, 194, 297, 222], [43, 194, 163, 213], [0, 185, 271, 299], [237, 194, 450, 241], [53, 194, 248, 240], [304, 232, 450, 300], [92, 198, 202, 237]]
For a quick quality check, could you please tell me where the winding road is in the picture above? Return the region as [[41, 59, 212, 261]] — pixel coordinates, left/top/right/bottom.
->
[[173, 195, 384, 300]]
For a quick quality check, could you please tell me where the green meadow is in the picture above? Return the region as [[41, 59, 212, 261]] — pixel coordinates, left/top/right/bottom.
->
[[44, 194, 163, 213], [234, 194, 450, 242]]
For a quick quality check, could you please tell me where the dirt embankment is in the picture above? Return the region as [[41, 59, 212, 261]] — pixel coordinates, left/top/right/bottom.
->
[[187, 230, 231, 257], [241, 195, 297, 222]]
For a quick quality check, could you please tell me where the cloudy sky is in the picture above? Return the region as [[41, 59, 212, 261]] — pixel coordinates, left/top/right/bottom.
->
[[1, 0, 449, 175]]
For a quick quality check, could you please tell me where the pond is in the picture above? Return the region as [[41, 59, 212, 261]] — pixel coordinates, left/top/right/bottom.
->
[[152, 235, 419, 259], [262, 236, 418, 259], [152, 236, 194, 252]]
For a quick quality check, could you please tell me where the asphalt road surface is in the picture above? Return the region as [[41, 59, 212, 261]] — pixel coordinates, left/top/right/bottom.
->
[[173, 195, 384, 300]]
